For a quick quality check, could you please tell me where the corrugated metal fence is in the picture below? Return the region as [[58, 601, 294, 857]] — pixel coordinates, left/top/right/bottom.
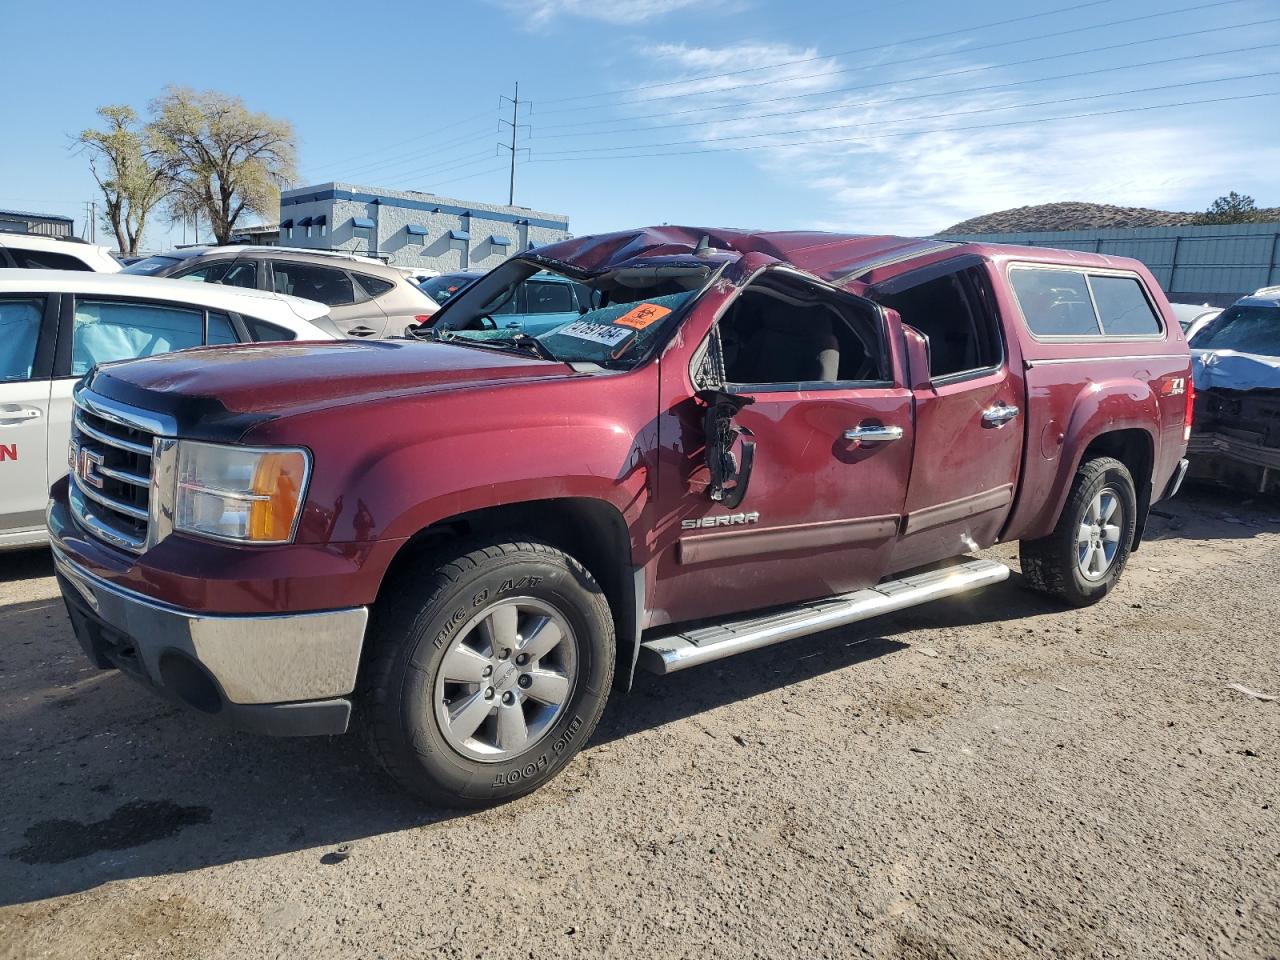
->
[[939, 221, 1280, 306]]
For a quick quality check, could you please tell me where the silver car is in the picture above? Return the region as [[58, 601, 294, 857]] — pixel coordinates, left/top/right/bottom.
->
[[123, 246, 438, 338]]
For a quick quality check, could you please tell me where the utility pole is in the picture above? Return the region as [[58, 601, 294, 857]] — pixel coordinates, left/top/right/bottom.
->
[[498, 82, 530, 207], [83, 201, 96, 242]]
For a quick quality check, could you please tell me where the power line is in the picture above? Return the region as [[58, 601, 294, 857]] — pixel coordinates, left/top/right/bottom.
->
[[415, 163, 511, 192], [314, 108, 494, 169], [530, 72, 1278, 156], [528, 89, 1279, 162], [535, 38, 1280, 136], [535, 0, 1258, 115], [536, 0, 1122, 105], [359, 150, 503, 185], [334, 129, 499, 181]]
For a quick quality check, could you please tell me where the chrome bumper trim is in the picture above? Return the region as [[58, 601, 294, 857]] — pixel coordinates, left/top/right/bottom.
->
[[639, 558, 1009, 674], [53, 547, 368, 705], [1162, 458, 1190, 500]]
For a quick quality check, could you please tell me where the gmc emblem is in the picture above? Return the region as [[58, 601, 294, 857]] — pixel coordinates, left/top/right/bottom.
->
[[75, 445, 106, 489]]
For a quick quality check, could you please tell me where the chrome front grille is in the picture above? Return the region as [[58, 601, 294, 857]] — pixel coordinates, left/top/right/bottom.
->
[[69, 387, 173, 553]]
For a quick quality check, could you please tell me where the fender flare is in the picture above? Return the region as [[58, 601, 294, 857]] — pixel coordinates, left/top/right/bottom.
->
[[1038, 378, 1160, 538]]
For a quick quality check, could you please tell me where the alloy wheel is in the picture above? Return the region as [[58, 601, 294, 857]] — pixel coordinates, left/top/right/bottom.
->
[[433, 598, 577, 762], [1076, 486, 1123, 581]]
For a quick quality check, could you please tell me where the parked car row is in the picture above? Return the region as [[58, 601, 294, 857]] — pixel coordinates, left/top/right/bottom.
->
[[0, 271, 340, 550], [124, 245, 439, 338]]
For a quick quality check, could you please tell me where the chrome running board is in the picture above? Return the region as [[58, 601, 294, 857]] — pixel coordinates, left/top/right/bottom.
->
[[638, 558, 1009, 675]]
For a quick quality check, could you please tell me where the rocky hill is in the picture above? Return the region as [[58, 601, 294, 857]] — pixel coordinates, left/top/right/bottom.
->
[[939, 201, 1280, 235]]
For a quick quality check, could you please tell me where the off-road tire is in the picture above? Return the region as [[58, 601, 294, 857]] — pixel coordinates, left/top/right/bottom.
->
[[362, 538, 614, 807], [1020, 456, 1138, 607]]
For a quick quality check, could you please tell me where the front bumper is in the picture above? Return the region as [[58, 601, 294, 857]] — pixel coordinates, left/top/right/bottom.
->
[[54, 547, 368, 736]]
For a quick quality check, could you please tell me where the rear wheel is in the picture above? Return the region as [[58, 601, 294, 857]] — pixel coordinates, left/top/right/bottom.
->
[[1020, 456, 1137, 607], [363, 539, 614, 807]]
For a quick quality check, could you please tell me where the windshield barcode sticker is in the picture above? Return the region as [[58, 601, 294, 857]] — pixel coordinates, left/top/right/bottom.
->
[[556, 320, 633, 347]]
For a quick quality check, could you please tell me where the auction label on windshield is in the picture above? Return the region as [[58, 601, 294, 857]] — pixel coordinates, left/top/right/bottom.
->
[[614, 303, 672, 330], [556, 320, 633, 347]]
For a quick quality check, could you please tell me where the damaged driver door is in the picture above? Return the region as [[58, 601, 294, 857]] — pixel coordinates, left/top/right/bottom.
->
[[651, 269, 915, 627]]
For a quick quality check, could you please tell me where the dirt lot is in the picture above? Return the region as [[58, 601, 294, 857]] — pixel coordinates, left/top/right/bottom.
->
[[1, 485, 1277, 960]]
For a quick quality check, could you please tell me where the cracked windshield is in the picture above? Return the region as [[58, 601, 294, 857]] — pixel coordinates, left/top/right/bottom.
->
[[428, 261, 709, 366]]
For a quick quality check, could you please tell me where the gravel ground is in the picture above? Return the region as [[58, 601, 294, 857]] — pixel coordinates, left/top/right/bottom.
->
[[1, 485, 1277, 960]]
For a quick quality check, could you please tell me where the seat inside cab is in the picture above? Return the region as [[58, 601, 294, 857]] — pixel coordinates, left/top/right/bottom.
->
[[718, 272, 887, 387]]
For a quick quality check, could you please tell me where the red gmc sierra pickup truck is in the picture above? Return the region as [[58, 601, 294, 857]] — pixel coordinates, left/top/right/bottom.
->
[[48, 227, 1192, 806]]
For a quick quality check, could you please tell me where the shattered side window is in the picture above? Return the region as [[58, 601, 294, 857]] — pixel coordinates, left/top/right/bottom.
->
[[1191, 305, 1280, 356]]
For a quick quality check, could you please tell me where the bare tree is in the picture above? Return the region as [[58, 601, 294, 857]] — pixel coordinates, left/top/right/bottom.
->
[[75, 106, 171, 255], [149, 87, 296, 244]]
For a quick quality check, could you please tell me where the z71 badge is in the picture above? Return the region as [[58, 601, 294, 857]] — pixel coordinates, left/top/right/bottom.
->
[[681, 511, 760, 530]]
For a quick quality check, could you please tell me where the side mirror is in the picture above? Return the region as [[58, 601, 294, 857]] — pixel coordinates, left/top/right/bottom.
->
[[902, 323, 933, 391], [695, 389, 756, 509]]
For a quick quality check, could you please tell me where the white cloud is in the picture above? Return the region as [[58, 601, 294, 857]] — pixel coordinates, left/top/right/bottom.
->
[[589, 39, 1280, 235], [494, 0, 722, 27]]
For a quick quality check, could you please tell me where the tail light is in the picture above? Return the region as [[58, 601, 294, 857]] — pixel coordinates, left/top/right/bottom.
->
[[414, 314, 434, 325], [1184, 374, 1195, 441]]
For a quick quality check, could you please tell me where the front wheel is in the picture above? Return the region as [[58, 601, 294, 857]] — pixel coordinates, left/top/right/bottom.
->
[[1020, 456, 1137, 607], [363, 539, 615, 807]]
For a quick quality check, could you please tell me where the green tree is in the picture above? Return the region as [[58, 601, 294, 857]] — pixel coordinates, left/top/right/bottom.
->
[[1201, 191, 1261, 225], [75, 105, 171, 256], [149, 87, 296, 244]]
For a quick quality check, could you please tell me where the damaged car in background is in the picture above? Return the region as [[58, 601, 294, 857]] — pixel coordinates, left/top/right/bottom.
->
[[1188, 286, 1280, 493]]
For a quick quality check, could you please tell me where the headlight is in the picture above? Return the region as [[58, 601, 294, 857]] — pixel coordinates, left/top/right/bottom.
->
[[174, 441, 311, 544]]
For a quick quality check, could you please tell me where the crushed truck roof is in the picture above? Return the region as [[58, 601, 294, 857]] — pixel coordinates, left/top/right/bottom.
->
[[526, 225, 1148, 285]]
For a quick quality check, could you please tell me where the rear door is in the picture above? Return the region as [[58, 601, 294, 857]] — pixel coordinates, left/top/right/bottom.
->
[[872, 260, 1026, 572], [0, 295, 57, 541], [269, 260, 387, 338]]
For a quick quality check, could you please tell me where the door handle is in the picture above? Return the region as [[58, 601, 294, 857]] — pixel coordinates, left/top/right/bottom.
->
[[347, 325, 379, 338], [982, 404, 1020, 426], [843, 424, 904, 444], [0, 407, 42, 425]]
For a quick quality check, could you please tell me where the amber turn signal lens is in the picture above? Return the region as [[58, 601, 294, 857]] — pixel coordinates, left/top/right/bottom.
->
[[247, 451, 308, 542]]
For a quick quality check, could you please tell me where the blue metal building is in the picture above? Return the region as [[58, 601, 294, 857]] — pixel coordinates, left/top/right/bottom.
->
[[939, 221, 1280, 306], [278, 182, 571, 273]]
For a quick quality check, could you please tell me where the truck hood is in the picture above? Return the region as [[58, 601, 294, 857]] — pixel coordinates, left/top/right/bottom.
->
[[1191, 348, 1280, 392], [85, 339, 578, 441]]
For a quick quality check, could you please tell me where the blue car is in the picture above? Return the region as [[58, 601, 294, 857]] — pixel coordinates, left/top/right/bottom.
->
[[417, 271, 590, 336]]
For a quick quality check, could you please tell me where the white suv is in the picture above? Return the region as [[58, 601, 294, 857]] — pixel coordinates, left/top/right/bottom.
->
[[0, 234, 122, 272], [0, 271, 341, 550]]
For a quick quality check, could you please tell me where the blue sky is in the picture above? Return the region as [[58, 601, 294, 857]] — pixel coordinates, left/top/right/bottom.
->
[[2, 0, 1277, 250]]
